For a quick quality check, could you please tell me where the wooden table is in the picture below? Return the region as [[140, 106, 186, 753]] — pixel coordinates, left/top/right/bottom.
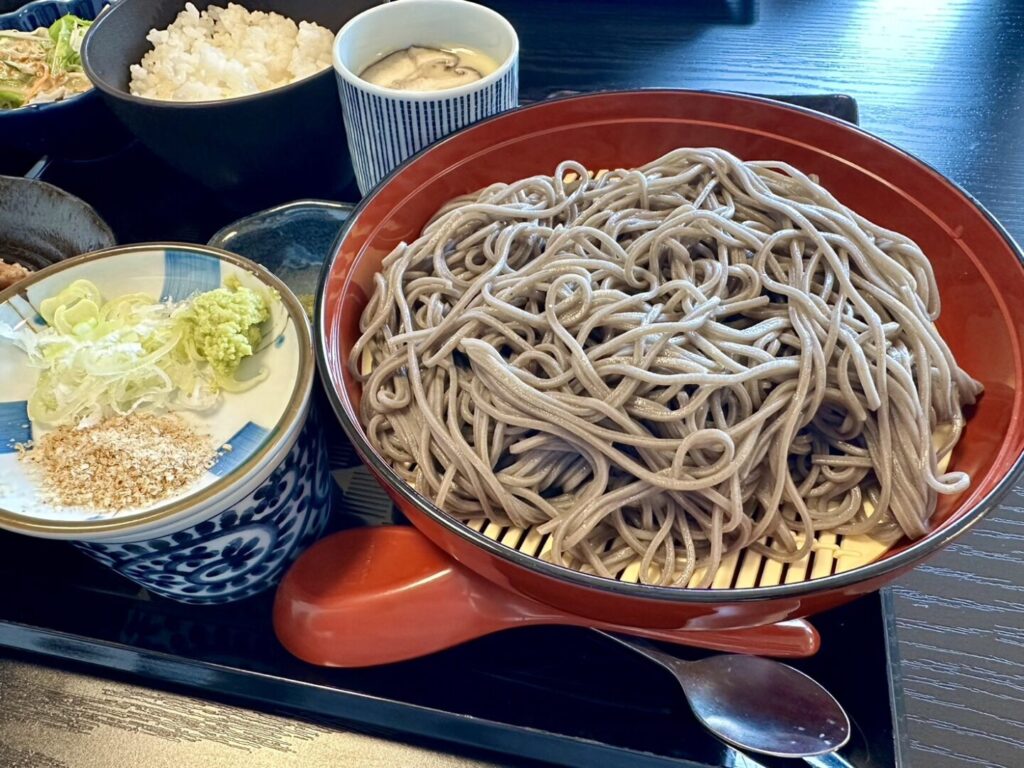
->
[[3, 1, 1022, 766]]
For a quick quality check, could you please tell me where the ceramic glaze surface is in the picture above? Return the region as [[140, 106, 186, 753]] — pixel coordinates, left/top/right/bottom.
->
[[0, 245, 305, 528], [207, 200, 354, 299], [334, 0, 519, 193], [0, 176, 115, 272], [76, 416, 332, 603]]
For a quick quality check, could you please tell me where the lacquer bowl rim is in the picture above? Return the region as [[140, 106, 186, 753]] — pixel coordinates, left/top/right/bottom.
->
[[316, 88, 1024, 604]]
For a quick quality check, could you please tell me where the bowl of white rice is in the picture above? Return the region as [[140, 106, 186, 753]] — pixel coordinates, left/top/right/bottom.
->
[[127, 3, 335, 102], [81, 0, 380, 206]]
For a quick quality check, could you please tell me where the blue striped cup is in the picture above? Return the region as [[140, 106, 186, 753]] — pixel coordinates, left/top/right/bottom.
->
[[333, 0, 519, 194]]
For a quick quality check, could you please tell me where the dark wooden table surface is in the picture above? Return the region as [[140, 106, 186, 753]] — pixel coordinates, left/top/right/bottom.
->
[[3, 1, 1023, 766]]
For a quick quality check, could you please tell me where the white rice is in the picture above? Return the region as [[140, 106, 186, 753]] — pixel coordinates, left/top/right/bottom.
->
[[128, 3, 334, 101]]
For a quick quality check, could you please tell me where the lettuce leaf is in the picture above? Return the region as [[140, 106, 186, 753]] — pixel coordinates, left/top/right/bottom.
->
[[47, 14, 91, 76]]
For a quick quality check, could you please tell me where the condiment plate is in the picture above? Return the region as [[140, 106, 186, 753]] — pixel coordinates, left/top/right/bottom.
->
[[0, 244, 306, 528]]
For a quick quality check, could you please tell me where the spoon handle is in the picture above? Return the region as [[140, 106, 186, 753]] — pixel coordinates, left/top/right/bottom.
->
[[585, 618, 820, 658], [803, 754, 856, 767], [592, 630, 690, 671]]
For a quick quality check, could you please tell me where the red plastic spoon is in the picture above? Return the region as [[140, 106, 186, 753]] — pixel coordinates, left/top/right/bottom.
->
[[273, 526, 820, 667]]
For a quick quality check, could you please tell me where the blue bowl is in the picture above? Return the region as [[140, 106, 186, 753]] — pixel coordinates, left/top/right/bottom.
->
[[0, 0, 129, 159], [208, 199, 354, 300], [0, 243, 331, 603]]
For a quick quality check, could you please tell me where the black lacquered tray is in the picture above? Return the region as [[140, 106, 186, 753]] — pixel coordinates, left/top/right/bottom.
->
[[0, 525, 906, 768], [0, 93, 907, 768]]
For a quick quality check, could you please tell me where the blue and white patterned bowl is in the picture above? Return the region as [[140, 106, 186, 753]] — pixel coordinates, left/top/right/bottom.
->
[[0, 244, 329, 603], [77, 412, 333, 604]]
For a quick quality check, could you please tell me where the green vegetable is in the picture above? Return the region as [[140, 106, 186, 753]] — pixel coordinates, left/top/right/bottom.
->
[[47, 15, 90, 75], [0, 84, 26, 109], [0, 15, 92, 109], [0, 46, 36, 107], [0, 278, 276, 428], [177, 276, 274, 382]]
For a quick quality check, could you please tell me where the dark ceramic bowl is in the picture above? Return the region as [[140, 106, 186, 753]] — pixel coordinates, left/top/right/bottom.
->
[[0, 175, 115, 271], [318, 90, 1024, 632], [81, 0, 379, 208], [0, 0, 128, 159], [208, 199, 353, 299]]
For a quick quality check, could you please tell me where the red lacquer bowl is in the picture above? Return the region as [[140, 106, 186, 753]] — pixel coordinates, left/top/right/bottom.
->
[[316, 90, 1024, 631]]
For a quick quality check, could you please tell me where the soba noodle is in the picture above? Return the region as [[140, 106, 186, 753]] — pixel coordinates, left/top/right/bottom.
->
[[352, 148, 982, 587]]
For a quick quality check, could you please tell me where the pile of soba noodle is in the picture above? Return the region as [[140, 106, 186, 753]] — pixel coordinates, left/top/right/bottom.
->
[[353, 148, 982, 587]]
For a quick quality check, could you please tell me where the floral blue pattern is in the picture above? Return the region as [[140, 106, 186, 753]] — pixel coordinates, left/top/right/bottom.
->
[[75, 415, 332, 604]]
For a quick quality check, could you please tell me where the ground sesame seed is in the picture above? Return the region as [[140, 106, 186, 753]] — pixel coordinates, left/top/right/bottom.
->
[[21, 413, 216, 512]]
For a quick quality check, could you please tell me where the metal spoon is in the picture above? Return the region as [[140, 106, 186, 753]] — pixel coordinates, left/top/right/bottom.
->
[[275, 527, 852, 762], [276, 527, 851, 761], [598, 631, 852, 762]]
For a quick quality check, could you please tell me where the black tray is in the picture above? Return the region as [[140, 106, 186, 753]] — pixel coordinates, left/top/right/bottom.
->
[[0, 527, 906, 768], [0, 93, 906, 768]]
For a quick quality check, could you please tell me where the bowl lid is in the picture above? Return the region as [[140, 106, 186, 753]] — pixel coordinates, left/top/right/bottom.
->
[[0, 243, 313, 537]]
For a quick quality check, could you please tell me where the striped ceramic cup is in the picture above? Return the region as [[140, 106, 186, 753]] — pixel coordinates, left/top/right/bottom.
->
[[333, 0, 519, 194]]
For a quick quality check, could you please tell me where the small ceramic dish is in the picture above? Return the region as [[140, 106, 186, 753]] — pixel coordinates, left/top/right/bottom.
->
[[207, 199, 354, 301], [1, 0, 127, 158], [0, 175, 116, 274], [0, 244, 331, 603]]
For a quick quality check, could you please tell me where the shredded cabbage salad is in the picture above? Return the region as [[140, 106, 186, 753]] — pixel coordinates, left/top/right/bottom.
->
[[0, 15, 93, 109], [0, 278, 274, 428]]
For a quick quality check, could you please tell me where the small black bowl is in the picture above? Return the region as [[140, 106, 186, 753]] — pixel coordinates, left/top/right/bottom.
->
[[0, 175, 116, 273], [81, 0, 378, 208]]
